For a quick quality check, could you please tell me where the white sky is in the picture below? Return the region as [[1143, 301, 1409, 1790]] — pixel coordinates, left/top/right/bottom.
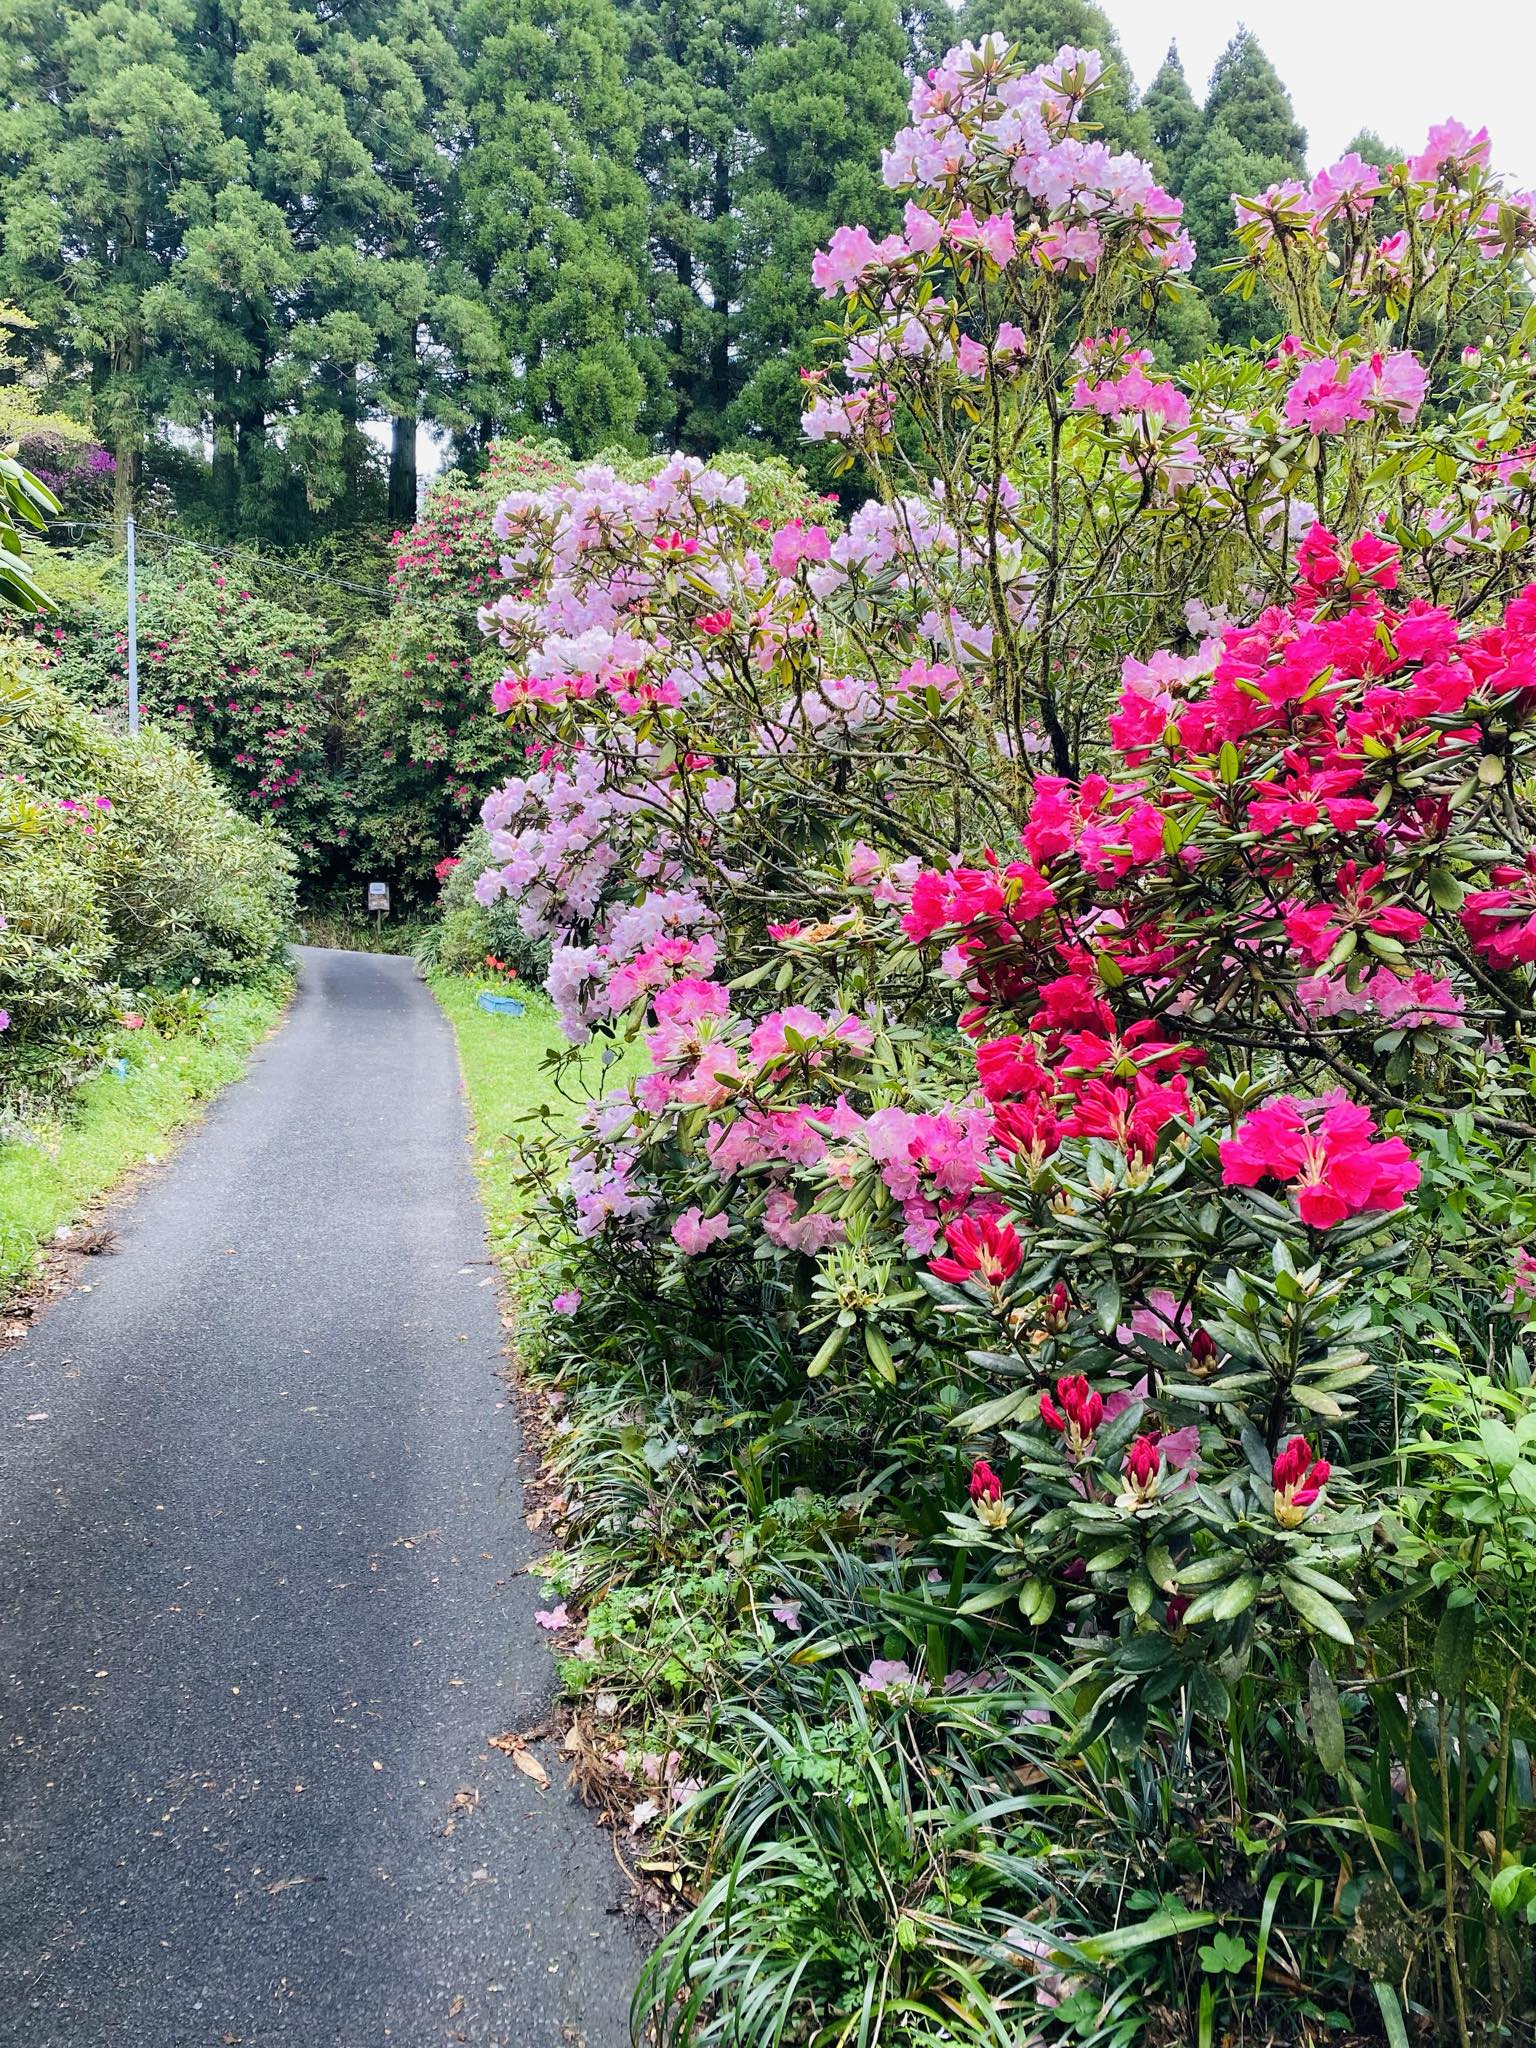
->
[[1109, 2, 1536, 188]]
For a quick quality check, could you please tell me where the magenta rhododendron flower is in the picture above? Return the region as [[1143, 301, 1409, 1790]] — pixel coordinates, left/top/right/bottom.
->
[[1272, 1436, 1331, 1526], [1461, 852, 1536, 967], [550, 1289, 582, 1316], [1219, 1093, 1419, 1228]]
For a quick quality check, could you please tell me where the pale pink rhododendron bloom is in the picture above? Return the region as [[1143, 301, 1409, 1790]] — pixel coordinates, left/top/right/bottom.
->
[[671, 1206, 730, 1255]]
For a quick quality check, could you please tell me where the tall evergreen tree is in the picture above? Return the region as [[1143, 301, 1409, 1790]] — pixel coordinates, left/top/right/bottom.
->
[[957, 0, 1149, 153], [1168, 31, 1306, 347], [622, 0, 774, 452], [623, 0, 917, 464], [333, 0, 468, 524], [456, 0, 659, 457], [1202, 27, 1306, 168], [173, 0, 436, 530], [1141, 42, 1203, 188], [0, 0, 229, 529], [728, 0, 913, 458]]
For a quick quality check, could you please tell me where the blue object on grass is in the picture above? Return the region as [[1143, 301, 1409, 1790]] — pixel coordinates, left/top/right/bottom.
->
[[476, 992, 525, 1017], [107, 1057, 130, 1078]]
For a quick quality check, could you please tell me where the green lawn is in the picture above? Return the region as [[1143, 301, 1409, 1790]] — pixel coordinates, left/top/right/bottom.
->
[[0, 978, 290, 1296], [430, 974, 636, 1247]]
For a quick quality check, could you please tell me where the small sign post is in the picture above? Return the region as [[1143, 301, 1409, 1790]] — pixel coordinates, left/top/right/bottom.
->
[[367, 880, 390, 935]]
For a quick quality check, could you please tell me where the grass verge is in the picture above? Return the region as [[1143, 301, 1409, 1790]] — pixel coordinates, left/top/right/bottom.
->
[[430, 972, 630, 1243], [0, 974, 291, 1297]]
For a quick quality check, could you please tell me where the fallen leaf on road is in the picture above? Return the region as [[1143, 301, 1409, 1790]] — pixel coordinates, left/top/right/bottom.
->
[[448, 1995, 465, 2019], [265, 1875, 320, 1895], [513, 1750, 551, 1790]]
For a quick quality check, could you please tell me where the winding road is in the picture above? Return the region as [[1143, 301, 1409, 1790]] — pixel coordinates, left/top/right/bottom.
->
[[0, 948, 637, 2048]]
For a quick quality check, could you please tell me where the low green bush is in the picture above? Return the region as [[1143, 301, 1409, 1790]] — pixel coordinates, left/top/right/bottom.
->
[[1, 658, 294, 1112], [419, 825, 553, 982]]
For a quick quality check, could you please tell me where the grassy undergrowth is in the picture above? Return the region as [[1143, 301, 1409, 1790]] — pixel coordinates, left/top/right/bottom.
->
[[0, 975, 291, 1296], [429, 973, 632, 1242]]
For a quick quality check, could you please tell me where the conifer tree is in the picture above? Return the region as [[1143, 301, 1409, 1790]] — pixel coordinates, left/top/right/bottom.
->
[[0, 0, 228, 529], [1202, 26, 1306, 168], [622, 0, 916, 464], [1141, 42, 1204, 187], [456, 0, 659, 457]]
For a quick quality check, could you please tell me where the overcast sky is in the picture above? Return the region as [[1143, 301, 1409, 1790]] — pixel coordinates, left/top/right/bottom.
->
[[1109, 2, 1536, 188]]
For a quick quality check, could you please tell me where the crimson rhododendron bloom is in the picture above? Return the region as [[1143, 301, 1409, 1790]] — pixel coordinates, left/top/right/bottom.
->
[[1040, 1374, 1103, 1455], [1462, 853, 1536, 968], [1219, 1091, 1419, 1227], [1120, 1433, 1162, 1504], [1272, 1435, 1331, 1526], [1283, 861, 1427, 965], [931, 1215, 1023, 1287]]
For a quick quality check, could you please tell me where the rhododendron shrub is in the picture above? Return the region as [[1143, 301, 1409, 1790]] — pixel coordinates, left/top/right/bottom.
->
[[466, 38, 1536, 2045]]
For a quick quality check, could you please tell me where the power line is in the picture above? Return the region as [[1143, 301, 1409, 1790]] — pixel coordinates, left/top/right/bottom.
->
[[46, 517, 395, 604]]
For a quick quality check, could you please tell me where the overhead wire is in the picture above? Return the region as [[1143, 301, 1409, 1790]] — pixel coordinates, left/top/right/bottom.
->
[[46, 517, 394, 605]]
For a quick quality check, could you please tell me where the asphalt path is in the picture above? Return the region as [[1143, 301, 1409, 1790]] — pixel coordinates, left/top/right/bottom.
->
[[0, 948, 638, 2048]]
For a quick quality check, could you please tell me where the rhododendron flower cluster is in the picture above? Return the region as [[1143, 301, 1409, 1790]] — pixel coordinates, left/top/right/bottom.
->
[[1272, 1437, 1331, 1527], [1219, 1094, 1420, 1229], [459, 45, 1536, 1830]]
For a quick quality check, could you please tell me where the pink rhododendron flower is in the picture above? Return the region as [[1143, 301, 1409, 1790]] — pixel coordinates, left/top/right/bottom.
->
[[551, 1289, 582, 1316], [671, 1206, 730, 1254], [1408, 119, 1492, 184], [748, 1006, 874, 1069], [1219, 1092, 1420, 1228]]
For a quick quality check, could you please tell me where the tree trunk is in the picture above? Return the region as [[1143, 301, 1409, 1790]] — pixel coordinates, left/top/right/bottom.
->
[[706, 147, 734, 439], [212, 427, 237, 524], [388, 414, 418, 524]]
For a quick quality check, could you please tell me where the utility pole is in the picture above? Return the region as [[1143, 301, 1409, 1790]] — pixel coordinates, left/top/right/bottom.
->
[[125, 513, 140, 736]]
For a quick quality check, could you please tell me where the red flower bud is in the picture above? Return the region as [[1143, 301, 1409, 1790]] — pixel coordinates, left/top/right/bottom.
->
[[1039, 1373, 1103, 1454], [968, 1457, 1002, 1504], [1122, 1433, 1162, 1492]]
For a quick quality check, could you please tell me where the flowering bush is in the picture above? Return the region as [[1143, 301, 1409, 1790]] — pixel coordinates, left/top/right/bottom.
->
[[462, 36, 1536, 2048], [371, 438, 834, 908]]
